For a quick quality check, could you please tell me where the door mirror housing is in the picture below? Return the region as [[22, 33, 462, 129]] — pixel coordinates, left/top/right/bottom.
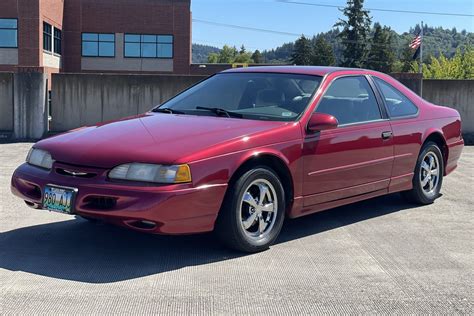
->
[[307, 113, 339, 132]]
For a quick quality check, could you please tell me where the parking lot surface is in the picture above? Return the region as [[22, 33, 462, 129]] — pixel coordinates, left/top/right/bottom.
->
[[1, 143, 472, 314]]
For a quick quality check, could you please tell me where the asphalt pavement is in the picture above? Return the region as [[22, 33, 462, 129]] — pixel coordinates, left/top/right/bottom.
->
[[1, 143, 472, 314]]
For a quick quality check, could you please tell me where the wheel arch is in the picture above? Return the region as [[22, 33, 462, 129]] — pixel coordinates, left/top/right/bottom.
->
[[422, 130, 449, 175], [226, 152, 295, 214]]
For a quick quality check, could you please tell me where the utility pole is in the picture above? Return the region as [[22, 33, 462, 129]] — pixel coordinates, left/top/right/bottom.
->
[[419, 21, 423, 97]]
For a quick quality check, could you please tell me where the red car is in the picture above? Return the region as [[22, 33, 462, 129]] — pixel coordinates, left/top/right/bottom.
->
[[11, 66, 464, 252]]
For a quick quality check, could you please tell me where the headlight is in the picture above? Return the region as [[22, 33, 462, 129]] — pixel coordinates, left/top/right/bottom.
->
[[26, 148, 54, 170], [108, 163, 192, 184]]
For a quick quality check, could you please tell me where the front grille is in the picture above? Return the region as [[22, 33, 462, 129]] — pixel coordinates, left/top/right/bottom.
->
[[56, 168, 96, 178]]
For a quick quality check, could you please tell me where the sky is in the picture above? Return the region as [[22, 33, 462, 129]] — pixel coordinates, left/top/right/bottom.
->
[[191, 0, 474, 51]]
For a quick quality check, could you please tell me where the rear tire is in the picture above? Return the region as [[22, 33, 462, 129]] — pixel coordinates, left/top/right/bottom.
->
[[402, 142, 444, 205], [215, 166, 285, 253]]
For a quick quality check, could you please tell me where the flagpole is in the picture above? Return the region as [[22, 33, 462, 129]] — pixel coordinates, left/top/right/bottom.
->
[[419, 21, 423, 97]]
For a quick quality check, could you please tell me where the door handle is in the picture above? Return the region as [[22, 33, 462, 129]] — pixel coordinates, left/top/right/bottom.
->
[[382, 131, 393, 140]]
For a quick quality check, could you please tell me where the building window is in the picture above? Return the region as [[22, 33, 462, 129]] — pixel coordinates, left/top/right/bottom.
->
[[124, 34, 173, 58], [53, 28, 62, 55], [82, 33, 115, 57], [0, 18, 18, 48], [43, 22, 52, 52]]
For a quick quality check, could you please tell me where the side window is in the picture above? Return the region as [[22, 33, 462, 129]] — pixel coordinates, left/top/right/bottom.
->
[[316, 76, 381, 125], [374, 77, 418, 118]]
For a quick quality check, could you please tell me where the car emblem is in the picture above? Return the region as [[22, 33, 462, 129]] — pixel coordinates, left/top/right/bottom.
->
[[63, 169, 88, 177]]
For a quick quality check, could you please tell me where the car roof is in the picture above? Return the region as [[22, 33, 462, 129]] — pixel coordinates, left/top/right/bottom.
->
[[222, 66, 366, 76]]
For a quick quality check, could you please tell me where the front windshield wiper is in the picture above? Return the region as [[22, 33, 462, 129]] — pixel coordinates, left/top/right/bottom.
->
[[152, 108, 186, 115], [196, 106, 243, 118]]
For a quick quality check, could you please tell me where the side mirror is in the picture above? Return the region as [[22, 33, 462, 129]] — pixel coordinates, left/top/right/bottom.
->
[[307, 113, 339, 132]]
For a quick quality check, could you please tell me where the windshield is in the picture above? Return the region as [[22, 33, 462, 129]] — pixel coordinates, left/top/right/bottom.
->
[[157, 72, 323, 121]]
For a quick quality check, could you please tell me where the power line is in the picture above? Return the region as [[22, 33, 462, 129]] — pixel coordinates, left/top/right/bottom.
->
[[275, 0, 474, 17], [192, 19, 302, 37], [193, 19, 444, 49]]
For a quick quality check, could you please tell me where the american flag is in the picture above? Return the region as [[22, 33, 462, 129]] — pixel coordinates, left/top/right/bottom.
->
[[409, 33, 422, 50]]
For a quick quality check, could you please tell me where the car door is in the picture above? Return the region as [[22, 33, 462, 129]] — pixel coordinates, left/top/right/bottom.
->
[[302, 75, 394, 207]]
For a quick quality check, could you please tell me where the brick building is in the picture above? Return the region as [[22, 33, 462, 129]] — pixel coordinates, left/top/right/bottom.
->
[[0, 0, 192, 80]]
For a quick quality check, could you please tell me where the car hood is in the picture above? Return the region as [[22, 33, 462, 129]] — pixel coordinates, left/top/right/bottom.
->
[[36, 113, 292, 168]]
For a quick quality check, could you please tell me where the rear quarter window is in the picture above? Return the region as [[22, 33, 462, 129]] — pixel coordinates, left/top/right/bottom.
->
[[374, 77, 418, 118]]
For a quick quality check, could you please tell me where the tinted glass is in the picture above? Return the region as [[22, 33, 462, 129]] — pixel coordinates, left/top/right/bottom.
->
[[125, 43, 140, 57], [161, 73, 323, 122], [141, 43, 156, 57], [158, 35, 173, 43], [82, 33, 98, 41], [0, 29, 17, 47], [82, 41, 98, 56], [316, 76, 381, 125], [99, 34, 114, 42], [43, 23, 51, 34], [142, 35, 156, 43], [374, 77, 418, 117], [0, 19, 17, 29], [157, 43, 173, 58], [124, 34, 173, 58], [125, 34, 140, 42], [99, 42, 114, 56], [53, 28, 61, 54]]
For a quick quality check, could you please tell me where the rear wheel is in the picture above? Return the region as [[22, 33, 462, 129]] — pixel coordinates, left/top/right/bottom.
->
[[402, 142, 444, 204], [215, 167, 285, 253]]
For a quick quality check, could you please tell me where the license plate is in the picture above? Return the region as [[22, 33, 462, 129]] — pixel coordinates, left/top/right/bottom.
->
[[43, 185, 77, 214]]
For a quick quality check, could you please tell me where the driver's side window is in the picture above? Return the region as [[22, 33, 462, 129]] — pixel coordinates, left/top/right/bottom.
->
[[315, 76, 382, 126]]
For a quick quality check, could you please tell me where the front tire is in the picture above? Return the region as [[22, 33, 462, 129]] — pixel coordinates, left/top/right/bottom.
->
[[402, 142, 444, 204], [215, 167, 285, 253], [77, 215, 99, 223]]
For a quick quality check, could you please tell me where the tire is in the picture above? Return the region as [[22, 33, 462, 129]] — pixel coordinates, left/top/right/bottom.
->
[[215, 166, 286, 253], [77, 215, 99, 223], [402, 141, 444, 205]]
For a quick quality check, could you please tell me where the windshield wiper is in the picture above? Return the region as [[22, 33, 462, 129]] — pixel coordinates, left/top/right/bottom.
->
[[152, 108, 186, 114], [196, 106, 243, 118]]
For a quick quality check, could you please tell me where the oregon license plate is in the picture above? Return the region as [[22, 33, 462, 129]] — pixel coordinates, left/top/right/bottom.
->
[[43, 185, 77, 214]]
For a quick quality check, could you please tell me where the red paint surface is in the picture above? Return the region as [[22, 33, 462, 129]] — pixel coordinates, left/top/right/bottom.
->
[[11, 67, 464, 234]]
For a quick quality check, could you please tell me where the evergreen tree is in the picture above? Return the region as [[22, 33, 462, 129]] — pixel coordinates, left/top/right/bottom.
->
[[312, 35, 336, 66], [291, 35, 313, 65], [366, 23, 395, 73], [400, 45, 415, 72], [335, 0, 371, 68], [251, 50, 263, 63]]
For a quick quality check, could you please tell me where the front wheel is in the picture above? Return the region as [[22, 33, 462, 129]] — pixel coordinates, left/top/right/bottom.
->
[[215, 167, 285, 253], [402, 142, 444, 204]]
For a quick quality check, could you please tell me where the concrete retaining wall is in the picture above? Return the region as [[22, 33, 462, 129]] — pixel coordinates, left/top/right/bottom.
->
[[13, 73, 48, 140], [0, 72, 48, 141], [51, 74, 206, 132], [423, 80, 474, 134], [0, 73, 14, 138]]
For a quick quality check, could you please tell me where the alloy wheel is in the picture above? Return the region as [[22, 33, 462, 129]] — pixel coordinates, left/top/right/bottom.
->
[[239, 179, 278, 240], [419, 151, 440, 197]]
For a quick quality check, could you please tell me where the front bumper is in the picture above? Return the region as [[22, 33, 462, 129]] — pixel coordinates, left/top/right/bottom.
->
[[11, 163, 227, 234]]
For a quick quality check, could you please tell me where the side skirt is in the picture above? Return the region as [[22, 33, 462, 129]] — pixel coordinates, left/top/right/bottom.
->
[[289, 189, 388, 219]]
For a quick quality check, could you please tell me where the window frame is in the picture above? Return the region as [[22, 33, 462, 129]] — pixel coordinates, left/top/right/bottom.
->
[[81, 32, 116, 58], [53, 27, 62, 55], [370, 76, 419, 120], [123, 33, 174, 59], [0, 18, 18, 48], [313, 74, 388, 128], [43, 22, 52, 52]]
